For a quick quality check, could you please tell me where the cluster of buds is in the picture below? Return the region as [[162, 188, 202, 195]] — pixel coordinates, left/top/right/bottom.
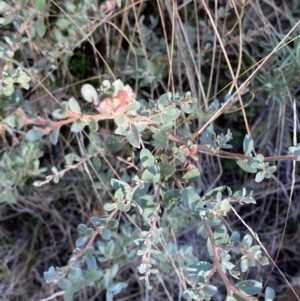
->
[[95, 90, 132, 116], [179, 144, 198, 161]]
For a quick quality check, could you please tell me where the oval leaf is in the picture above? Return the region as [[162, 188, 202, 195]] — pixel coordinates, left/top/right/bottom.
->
[[235, 280, 262, 296], [35, 19, 46, 37], [49, 128, 60, 145], [68, 97, 81, 114], [140, 148, 155, 168], [160, 164, 175, 178], [126, 124, 140, 148], [71, 120, 87, 133], [81, 84, 98, 103]]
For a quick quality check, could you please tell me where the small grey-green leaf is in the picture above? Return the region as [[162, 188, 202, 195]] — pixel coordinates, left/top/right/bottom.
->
[[126, 124, 140, 148], [35, 0, 46, 12], [154, 131, 168, 150], [114, 114, 127, 126], [85, 255, 97, 270], [35, 19, 46, 37], [243, 134, 254, 156], [101, 228, 111, 240], [68, 97, 81, 114], [88, 119, 99, 132], [182, 187, 202, 212], [160, 164, 175, 178], [77, 224, 87, 234], [108, 219, 119, 229], [5, 115, 16, 128], [64, 287, 74, 301], [76, 236, 88, 247], [70, 120, 87, 132], [181, 168, 200, 184], [255, 171, 265, 182], [140, 148, 155, 167], [265, 287, 275, 301], [49, 128, 60, 145], [235, 280, 262, 296], [26, 128, 43, 141], [236, 160, 257, 173], [158, 92, 172, 106], [124, 100, 140, 113], [81, 84, 98, 103], [9, 89, 23, 106], [56, 18, 70, 29], [104, 203, 117, 211], [162, 107, 181, 122], [52, 109, 68, 120]]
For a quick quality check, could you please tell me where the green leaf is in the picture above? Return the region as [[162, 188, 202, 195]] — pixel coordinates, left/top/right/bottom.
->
[[230, 231, 240, 243], [141, 166, 159, 182], [84, 246, 95, 256], [158, 92, 172, 106], [92, 156, 101, 172], [81, 84, 98, 103], [101, 228, 111, 240], [90, 217, 101, 227], [126, 124, 140, 148], [3, 85, 14, 96], [35, 0, 46, 12], [104, 203, 117, 211], [85, 255, 97, 270], [76, 236, 88, 247], [265, 287, 275, 301], [154, 131, 168, 150], [107, 219, 119, 229], [111, 178, 131, 190], [255, 171, 265, 182], [52, 109, 68, 119], [235, 280, 262, 296], [9, 88, 23, 106], [114, 114, 127, 126], [160, 164, 175, 178], [56, 18, 70, 29], [43, 266, 57, 283], [70, 120, 87, 132], [201, 284, 218, 297], [181, 168, 200, 184], [124, 100, 140, 113], [68, 97, 81, 114], [85, 269, 103, 285], [140, 148, 155, 167], [182, 187, 202, 212], [259, 256, 269, 265], [186, 261, 213, 278], [88, 119, 99, 132], [49, 128, 60, 145], [64, 287, 74, 301], [5, 115, 16, 128], [112, 79, 124, 91], [243, 134, 254, 155], [288, 143, 300, 160], [214, 224, 229, 245], [162, 107, 181, 122], [242, 234, 252, 247], [35, 19, 46, 37], [0, 190, 17, 203], [236, 159, 257, 173], [77, 224, 87, 235], [26, 128, 43, 141]]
